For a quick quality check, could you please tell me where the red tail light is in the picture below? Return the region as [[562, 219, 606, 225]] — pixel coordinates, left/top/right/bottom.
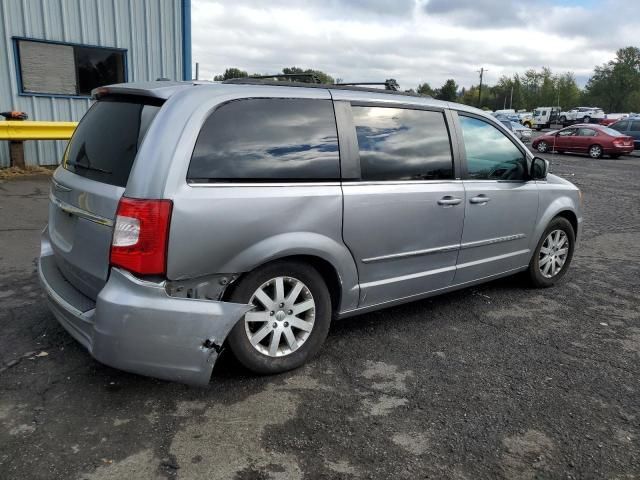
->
[[110, 198, 173, 276]]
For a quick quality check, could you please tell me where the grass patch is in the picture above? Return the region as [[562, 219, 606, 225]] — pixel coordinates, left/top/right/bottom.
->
[[0, 166, 55, 180]]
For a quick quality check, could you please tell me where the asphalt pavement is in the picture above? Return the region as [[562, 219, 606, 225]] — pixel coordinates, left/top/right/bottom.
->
[[0, 150, 639, 479]]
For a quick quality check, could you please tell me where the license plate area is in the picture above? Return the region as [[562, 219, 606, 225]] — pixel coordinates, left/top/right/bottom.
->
[[49, 201, 77, 252]]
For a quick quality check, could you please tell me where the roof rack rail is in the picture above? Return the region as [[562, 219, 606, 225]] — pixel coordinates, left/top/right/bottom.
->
[[221, 78, 421, 97], [247, 73, 322, 84], [335, 79, 400, 91]]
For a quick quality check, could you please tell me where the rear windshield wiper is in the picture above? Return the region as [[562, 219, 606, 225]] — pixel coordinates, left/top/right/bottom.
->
[[67, 161, 112, 174]]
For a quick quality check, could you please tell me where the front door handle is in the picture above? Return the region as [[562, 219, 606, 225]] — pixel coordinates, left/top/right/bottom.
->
[[470, 195, 491, 204], [437, 196, 462, 206]]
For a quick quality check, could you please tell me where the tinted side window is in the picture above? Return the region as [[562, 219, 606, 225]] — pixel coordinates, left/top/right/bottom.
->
[[631, 121, 640, 131], [459, 116, 527, 181], [352, 107, 453, 181], [188, 99, 339, 182]]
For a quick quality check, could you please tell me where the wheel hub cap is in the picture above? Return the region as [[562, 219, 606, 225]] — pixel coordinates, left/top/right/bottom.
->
[[244, 276, 316, 357], [539, 229, 569, 279]]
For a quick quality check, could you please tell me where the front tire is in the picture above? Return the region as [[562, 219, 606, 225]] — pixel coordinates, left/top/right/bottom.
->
[[226, 260, 331, 374], [559, 116, 567, 123], [537, 141, 549, 153], [528, 217, 575, 288]]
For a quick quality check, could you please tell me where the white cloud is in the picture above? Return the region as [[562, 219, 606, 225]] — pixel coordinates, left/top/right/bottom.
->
[[191, 0, 636, 89]]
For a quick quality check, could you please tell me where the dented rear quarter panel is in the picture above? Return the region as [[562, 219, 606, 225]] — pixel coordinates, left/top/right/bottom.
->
[[167, 182, 360, 312]]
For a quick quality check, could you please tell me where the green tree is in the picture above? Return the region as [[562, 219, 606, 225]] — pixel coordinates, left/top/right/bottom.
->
[[555, 72, 581, 110], [583, 47, 640, 111], [213, 68, 248, 81], [436, 79, 458, 101], [416, 82, 435, 96], [282, 67, 334, 84]]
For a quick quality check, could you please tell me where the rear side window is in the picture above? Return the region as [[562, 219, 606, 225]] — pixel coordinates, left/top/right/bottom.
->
[[351, 106, 453, 181], [612, 121, 629, 131], [631, 121, 640, 131], [187, 99, 339, 182], [459, 116, 526, 181], [63, 98, 161, 187]]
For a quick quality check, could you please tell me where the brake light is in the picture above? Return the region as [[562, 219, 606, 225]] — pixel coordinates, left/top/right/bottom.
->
[[110, 198, 173, 276], [613, 139, 627, 147]]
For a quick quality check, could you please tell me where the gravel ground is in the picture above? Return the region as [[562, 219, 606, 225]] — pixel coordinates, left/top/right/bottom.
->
[[0, 150, 639, 480]]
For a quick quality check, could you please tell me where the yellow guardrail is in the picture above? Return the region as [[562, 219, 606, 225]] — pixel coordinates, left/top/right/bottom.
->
[[0, 121, 77, 141]]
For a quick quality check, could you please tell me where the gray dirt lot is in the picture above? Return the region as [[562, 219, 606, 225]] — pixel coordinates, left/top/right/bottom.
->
[[1, 149, 639, 480]]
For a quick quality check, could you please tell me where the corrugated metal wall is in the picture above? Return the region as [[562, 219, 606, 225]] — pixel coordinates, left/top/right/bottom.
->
[[0, 0, 184, 167]]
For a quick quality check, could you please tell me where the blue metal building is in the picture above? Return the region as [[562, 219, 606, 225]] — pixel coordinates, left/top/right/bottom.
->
[[0, 0, 191, 167]]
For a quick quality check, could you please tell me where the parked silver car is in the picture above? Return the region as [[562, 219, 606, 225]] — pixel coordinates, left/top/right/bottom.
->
[[39, 80, 582, 385], [499, 119, 533, 143]]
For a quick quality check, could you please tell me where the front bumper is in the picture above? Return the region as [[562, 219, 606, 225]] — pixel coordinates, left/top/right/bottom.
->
[[38, 229, 252, 385]]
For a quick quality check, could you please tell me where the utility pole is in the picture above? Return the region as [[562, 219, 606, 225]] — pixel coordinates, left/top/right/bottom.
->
[[477, 67, 487, 108]]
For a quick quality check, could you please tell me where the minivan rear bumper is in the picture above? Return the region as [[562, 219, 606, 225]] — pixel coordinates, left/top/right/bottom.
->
[[39, 228, 252, 385]]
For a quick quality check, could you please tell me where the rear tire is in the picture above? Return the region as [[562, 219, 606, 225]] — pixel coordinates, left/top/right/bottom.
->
[[528, 217, 575, 288], [589, 144, 603, 159], [226, 260, 331, 374], [559, 116, 567, 123], [583, 116, 591, 123]]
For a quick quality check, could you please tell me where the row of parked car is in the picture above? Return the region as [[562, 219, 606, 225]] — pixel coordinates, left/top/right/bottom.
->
[[492, 111, 533, 143], [493, 108, 639, 155]]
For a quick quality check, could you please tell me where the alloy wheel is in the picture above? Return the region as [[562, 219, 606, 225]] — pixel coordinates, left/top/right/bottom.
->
[[589, 145, 602, 158], [537, 141, 548, 153], [539, 230, 569, 278], [244, 276, 316, 357]]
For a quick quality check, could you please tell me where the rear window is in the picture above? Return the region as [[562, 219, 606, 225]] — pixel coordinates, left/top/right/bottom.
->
[[187, 98, 340, 182], [601, 127, 626, 137], [63, 97, 162, 187]]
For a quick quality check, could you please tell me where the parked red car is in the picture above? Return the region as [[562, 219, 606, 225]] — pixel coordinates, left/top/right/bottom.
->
[[532, 124, 635, 159]]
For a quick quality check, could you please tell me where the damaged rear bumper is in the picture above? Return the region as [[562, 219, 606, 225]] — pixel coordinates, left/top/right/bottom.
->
[[38, 232, 252, 386]]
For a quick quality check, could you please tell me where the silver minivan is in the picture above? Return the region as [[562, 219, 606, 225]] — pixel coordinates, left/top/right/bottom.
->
[[39, 79, 582, 385]]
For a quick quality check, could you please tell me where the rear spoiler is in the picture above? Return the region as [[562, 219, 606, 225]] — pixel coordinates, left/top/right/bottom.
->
[[91, 81, 196, 101]]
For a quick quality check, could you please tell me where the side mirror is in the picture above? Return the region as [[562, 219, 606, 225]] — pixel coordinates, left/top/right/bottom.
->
[[531, 157, 549, 180]]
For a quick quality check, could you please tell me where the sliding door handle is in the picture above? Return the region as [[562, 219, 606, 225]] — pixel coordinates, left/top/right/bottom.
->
[[470, 195, 491, 204], [437, 196, 462, 206]]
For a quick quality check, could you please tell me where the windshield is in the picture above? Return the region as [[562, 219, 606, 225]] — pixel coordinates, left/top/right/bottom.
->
[[63, 97, 162, 187]]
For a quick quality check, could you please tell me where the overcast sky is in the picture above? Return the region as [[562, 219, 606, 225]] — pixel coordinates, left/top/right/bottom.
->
[[191, 0, 637, 90]]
